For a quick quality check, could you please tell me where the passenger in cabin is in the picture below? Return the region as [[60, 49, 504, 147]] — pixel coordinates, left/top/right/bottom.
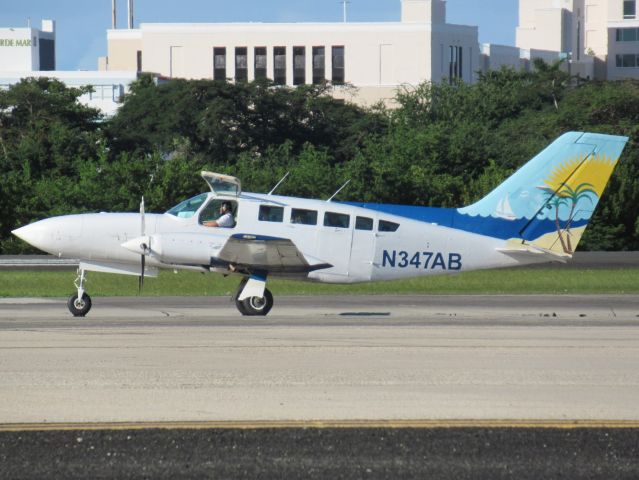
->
[[203, 201, 234, 228]]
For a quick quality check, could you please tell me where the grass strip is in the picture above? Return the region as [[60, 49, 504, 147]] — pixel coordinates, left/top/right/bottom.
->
[[0, 268, 638, 297]]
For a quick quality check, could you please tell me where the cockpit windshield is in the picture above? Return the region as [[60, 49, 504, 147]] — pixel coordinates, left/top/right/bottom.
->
[[166, 193, 208, 218]]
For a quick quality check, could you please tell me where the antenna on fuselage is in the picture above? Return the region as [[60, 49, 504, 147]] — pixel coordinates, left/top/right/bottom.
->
[[268, 172, 290, 195], [326, 179, 351, 202]]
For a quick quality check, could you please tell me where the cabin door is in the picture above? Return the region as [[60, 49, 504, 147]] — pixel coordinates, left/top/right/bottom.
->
[[349, 217, 376, 281], [316, 212, 353, 277]]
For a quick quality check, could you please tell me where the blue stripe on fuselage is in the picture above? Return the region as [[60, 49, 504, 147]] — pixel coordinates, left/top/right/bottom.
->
[[340, 202, 587, 240]]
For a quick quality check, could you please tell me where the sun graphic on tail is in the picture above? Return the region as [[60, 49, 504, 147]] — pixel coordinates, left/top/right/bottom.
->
[[542, 154, 618, 196]]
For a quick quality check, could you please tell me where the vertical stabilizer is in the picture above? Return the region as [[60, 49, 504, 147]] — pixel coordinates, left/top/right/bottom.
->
[[458, 132, 628, 254]]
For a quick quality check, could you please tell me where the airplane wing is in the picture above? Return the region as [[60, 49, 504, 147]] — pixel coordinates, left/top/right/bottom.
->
[[212, 234, 332, 273]]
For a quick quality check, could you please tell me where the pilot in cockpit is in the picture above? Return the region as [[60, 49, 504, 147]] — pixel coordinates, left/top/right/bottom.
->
[[203, 201, 234, 228]]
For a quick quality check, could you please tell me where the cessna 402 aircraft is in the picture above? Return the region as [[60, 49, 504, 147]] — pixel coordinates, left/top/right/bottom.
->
[[13, 132, 628, 317]]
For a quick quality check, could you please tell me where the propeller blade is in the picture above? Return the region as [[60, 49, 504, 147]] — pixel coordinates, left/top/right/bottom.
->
[[140, 196, 145, 236], [139, 196, 146, 294], [139, 251, 145, 293]]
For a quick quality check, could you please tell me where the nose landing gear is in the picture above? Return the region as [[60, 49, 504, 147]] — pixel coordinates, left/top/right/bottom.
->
[[68, 268, 92, 317]]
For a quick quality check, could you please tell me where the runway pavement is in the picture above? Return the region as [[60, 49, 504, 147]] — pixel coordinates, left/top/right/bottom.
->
[[0, 295, 638, 424], [1, 295, 639, 478]]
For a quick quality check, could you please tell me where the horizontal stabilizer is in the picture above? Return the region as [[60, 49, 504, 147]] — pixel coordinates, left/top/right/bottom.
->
[[496, 246, 571, 263]]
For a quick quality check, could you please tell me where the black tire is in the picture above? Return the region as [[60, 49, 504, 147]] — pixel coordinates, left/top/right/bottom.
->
[[67, 293, 92, 317], [235, 296, 250, 316], [241, 288, 274, 316]]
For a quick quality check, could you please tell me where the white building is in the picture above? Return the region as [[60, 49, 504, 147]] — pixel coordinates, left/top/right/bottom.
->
[[100, 0, 480, 105], [0, 19, 143, 115], [584, 0, 639, 79], [0, 19, 56, 71], [516, 0, 639, 80], [0, 70, 139, 116], [517, 0, 580, 53]]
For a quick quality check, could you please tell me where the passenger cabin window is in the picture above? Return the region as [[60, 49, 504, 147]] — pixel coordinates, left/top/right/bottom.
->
[[324, 212, 350, 228], [379, 220, 400, 232], [291, 208, 317, 225], [355, 216, 373, 231], [199, 199, 237, 227], [259, 205, 284, 222]]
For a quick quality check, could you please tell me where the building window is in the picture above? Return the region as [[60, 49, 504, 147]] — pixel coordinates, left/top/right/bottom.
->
[[136, 50, 142, 72], [39, 38, 55, 71], [274, 46, 286, 85], [213, 47, 226, 80], [332, 46, 345, 84], [617, 27, 639, 41], [449, 45, 463, 83], [312, 47, 325, 84], [235, 47, 248, 82], [254, 47, 267, 79], [293, 46, 306, 85], [624, 0, 636, 19], [616, 53, 639, 67], [576, 20, 581, 61]]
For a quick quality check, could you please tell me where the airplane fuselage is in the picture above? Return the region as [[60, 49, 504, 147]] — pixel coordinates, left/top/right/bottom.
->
[[16, 191, 536, 284]]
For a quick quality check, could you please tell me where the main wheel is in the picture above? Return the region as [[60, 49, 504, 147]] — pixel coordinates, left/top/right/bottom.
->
[[241, 288, 273, 316], [235, 296, 249, 315], [67, 293, 92, 317]]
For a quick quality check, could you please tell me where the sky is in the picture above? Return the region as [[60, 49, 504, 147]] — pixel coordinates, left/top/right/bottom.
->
[[1, 0, 519, 71]]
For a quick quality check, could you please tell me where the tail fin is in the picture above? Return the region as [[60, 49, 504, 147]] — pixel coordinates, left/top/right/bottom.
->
[[458, 132, 628, 254]]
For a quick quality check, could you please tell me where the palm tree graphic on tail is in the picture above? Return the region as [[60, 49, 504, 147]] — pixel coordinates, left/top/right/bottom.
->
[[539, 182, 597, 254]]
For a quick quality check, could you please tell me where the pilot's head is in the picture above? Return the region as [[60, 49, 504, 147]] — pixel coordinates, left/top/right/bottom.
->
[[220, 202, 232, 214]]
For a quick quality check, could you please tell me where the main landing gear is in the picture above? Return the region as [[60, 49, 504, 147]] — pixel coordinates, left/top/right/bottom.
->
[[68, 268, 92, 317], [233, 275, 274, 316]]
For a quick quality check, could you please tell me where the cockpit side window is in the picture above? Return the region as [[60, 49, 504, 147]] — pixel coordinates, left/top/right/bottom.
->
[[199, 199, 238, 227]]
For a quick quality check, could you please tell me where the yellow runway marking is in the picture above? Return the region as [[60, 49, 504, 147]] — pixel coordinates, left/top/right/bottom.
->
[[1, 420, 639, 432]]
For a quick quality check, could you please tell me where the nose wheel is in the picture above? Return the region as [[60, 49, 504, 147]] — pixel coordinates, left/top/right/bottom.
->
[[68, 268, 92, 317], [67, 292, 92, 317]]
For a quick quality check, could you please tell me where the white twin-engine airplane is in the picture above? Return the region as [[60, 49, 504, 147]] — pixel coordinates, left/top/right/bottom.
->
[[13, 132, 628, 317]]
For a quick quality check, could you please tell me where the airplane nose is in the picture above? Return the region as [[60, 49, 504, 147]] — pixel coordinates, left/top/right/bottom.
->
[[12, 222, 49, 248], [12, 217, 82, 255]]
